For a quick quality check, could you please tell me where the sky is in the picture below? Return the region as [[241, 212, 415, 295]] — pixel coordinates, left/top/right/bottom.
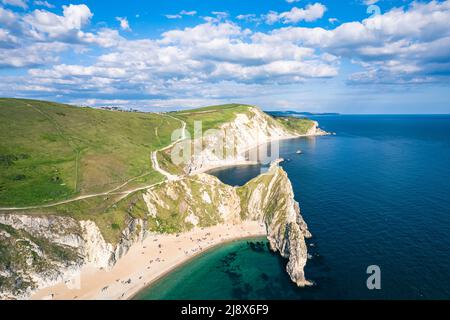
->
[[0, 0, 450, 113]]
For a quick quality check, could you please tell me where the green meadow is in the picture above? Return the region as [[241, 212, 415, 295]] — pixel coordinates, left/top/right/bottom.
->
[[0, 98, 179, 206]]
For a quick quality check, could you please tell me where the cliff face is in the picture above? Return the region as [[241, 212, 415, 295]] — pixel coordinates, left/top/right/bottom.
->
[[184, 107, 322, 174], [0, 214, 146, 299], [237, 161, 312, 286]]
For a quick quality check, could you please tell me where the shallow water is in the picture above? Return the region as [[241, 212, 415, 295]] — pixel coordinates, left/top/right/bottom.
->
[[137, 115, 450, 299]]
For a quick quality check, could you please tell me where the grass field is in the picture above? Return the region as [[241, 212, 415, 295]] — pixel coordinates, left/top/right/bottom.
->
[[173, 104, 253, 136], [273, 116, 315, 135], [0, 98, 179, 206]]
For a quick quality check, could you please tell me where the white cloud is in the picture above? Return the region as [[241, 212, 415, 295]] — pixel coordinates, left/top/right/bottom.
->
[[6, 18, 338, 103], [265, 3, 327, 24], [0, 6, 19, 28], [0, 28, 18, 48], [165, 14, 182, 19], [255, 0, 450, 83], [0, 4, 123, 67], [0, 42, 66, 67], [2, 0, 450, 106], [328, 17, 338, 24], [236, 14, 258, 23], [33, 0, 54, 8], [24, 4, 93, 40], [364, 0, 380, 5], [1, 0, 28, 9], [116, 17, 131, 31], [265, 11, 280, 25], [180, 10, 197, 16], [165, 9, 197, 19]]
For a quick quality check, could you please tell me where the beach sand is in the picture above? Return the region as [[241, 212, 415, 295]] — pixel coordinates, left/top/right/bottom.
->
[[31, 221, 266, 300]]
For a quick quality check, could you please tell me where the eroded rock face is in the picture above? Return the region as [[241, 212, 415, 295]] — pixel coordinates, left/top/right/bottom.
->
[[184, 107, 321, 174], [142, 173, 242, 230], [238, 161, 312, 286], [0, 214, 146, 299]]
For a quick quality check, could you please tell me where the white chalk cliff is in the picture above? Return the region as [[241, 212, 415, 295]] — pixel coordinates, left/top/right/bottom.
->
[[184, 107, 324, 174]]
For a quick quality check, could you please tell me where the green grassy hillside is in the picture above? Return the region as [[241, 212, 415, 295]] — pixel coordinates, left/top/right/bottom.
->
[[0, 99, 316, 244], [173, 104, 253, 136], [0, 98, 179, 206]]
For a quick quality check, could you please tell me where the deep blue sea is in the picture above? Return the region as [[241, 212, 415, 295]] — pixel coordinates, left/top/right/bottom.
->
[[137, 115, 450, 300]]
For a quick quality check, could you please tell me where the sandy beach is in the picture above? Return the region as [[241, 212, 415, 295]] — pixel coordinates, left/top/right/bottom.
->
[[31, 221, 266, 300]]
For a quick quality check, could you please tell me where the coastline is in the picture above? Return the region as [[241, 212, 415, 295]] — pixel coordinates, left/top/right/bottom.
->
[[189, 130, 327, 175], [31, 221, 266, 300], [30, 127, 326, 301]]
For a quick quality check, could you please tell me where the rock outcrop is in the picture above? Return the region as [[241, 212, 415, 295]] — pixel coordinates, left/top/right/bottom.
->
[[237, 160, 312, 286]]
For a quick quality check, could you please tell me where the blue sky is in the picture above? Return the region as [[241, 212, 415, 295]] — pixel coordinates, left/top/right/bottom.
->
[[1, 0, 450, 113]]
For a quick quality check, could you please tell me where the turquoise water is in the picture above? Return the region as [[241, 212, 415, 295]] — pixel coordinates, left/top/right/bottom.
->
[[137, 115, 450, 300]]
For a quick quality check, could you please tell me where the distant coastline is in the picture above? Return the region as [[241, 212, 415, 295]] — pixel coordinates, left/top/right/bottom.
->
[[266, 111, 341, 117]]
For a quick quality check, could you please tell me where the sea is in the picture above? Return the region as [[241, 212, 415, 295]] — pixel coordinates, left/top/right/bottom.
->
[[135, 115, 450, 300]]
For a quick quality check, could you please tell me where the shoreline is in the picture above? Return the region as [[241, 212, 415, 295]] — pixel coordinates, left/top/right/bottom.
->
[[31, 221, 266, 300], [131, 234, 267, 300], [189, 130, 327, 175]]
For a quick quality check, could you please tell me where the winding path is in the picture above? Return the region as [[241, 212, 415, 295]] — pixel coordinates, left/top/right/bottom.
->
[[0, 114, 187, 211], [150, 115, 186, 181]]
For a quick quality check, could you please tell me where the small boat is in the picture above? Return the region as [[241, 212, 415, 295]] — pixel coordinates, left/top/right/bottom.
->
[[296, 150, 302, 154]]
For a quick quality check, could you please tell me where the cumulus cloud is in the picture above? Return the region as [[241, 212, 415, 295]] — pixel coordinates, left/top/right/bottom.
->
[[265, 3, 327, 24], [4, 18, 337, 105], [24, 4, 93, 40], [0, 4, 123, 68], [254, 0, 450, 84], [238, 3, 327, 25], [2, 0, 450, 107]]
